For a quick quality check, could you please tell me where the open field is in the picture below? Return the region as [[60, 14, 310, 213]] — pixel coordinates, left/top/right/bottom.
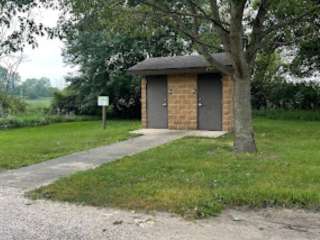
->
[[0, 120, 139, 170], [25, 97, 53, 112], [0, 97, 96, 130], [30, 117, 320, 218]]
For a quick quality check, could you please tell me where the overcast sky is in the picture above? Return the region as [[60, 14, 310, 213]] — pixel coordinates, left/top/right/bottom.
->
[[17, 8, 73, 89]]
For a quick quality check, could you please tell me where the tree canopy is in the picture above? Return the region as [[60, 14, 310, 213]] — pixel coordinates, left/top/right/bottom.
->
[[51, 0, 192, 117]]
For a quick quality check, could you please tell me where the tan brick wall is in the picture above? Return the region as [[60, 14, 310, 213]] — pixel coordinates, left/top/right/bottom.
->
[[141, 78, 147, 128], [167, 74, 198, 130], [222, 75, 234, 132], [141, 74, 234, 131]]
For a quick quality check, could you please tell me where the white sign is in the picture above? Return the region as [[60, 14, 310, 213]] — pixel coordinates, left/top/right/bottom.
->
[[98, 96, 109, 106]]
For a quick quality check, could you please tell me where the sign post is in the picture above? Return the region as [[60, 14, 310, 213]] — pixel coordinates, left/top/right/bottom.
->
[[98, 96, 109, 129]]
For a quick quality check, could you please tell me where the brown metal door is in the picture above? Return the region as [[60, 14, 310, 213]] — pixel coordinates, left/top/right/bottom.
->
[[198, 74, 222, 131], [146, 75, 168, 128]]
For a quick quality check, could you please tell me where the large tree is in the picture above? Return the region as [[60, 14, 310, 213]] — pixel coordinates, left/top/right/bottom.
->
[[115, 0, 319, 153], [54, 0, 192, 116]]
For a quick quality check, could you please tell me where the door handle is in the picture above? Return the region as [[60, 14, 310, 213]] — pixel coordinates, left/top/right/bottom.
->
[[198, 97, 203, 107], [162, 102, 167, 107]]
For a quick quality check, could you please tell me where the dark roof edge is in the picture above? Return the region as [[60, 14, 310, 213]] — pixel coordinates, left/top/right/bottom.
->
[[128, 53, 233, 76], [128, 66, 233, 76]]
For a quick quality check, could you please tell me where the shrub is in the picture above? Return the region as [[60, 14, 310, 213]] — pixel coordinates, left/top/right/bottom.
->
[[0, 114, 97, 130], [252, 79, 320, 111], [50, 86, 141, 119], [50, 90, 80, 115], [254, 109, 320, 121], [0, 92, 26, 117]]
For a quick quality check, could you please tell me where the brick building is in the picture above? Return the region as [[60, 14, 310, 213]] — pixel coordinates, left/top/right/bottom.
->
[[128, 53, 234, 132]]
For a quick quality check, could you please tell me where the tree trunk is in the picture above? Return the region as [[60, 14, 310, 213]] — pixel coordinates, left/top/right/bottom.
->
[[233, 72, 257, 153]]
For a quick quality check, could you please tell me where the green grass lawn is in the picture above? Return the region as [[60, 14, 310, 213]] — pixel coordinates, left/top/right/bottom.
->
[[29, 117, 320, 218], [0, 120, 139, 170]]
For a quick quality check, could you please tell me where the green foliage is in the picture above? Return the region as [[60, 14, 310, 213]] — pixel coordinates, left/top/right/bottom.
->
[[0, 120, 139, 169], [254, 109, 320, 122], [251, 51, 320, 111], [0, 114, 97, 130], [291, 38, 320, 77], [30, 117, 320, 218], [0, 92, 26, 116], [252, 79, 320, 111], [13, 77, 58, 100], [53, 0, 191, 117], [50, 89, 81, 115], [253, 52, 283, 84], [0, 0, 53, 55], [0, 95, 97, 130], [0, 65, 21, 93], [288, 1, 320, 77]]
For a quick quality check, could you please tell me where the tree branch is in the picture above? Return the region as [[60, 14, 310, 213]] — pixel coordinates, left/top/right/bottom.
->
[[208, 0, 231, 52], [263, 5, 320, 36], [187, 0, 232, 75], [155, 14, 231, 74], [246, 0, 270, 64], [187, 0, 230, 32], [154, 12, 224, 52], [142, 0, 229, 34]]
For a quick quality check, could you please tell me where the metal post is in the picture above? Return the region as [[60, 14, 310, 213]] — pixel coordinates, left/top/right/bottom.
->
[[102, 106, 106, 129]]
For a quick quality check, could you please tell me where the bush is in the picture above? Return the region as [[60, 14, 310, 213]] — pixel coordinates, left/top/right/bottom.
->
[[254, 109, 320, 121], [0, 92, 26, 117], [0, 114, 97, 130], [50, 90, 80, 115], [50, 86, 141, 119], [252, 79, 320, 111]]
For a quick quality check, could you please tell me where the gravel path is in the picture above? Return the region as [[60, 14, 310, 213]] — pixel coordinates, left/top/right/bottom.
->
[[1, 186, 320, 240]]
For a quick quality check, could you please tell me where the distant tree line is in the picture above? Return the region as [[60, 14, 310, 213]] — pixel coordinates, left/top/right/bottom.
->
[[0, 65, 58, 100], [0, 63, 58, 117], [12, 77, 58, 100]]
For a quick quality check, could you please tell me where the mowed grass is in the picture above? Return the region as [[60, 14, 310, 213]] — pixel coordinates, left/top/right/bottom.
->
[[0, 120, 140, 170], [30, 118, 320, 218]]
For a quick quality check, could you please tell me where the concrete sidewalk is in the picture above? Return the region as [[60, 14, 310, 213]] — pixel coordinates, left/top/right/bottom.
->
[[0, 131, 185, 190]]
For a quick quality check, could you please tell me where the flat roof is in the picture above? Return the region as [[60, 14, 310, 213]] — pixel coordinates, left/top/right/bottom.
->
[[128, 52, 232, 75]]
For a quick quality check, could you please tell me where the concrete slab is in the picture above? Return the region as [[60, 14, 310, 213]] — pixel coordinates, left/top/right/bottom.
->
[[131, 128, 227, 138]]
